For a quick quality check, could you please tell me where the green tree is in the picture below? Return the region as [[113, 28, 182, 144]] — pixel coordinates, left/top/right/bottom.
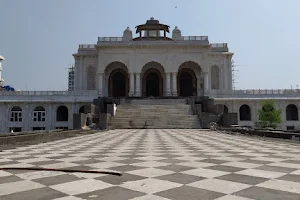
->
[[255, 100, 282, 129]]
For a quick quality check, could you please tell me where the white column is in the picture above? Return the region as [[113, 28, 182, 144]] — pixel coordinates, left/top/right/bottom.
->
[[97, 73, 103, 97], [47, 103, 53, 130], [80, 56, 84, 90], [172, 73, 177, 96], [135, 73, 141, 96], [220, 68, 224, 90], [224, 63, 228, 90], [129, 73, 135, 96], [0, 59, 3, 86], [166, 73, 171, 96], [74, 58, 79, 91]]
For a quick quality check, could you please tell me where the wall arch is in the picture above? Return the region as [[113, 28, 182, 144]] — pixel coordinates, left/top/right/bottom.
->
[[239, 104, 251, 121], [211, 65, 220, 89], [56, 105, 69, 122], [286, 104, 298, 121], [86, 65, 96, 90]]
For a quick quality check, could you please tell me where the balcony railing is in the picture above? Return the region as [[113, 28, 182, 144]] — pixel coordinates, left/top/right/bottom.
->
[[1, 89, 300, 98], [182, 36, 208, 41], [0, 90, 99, 96], [98, 37, 123, 42], [205, 89, 300, 98], [78, 44, 96, 49], [211, 43, 227, 48], [210, 43, 228, 52]]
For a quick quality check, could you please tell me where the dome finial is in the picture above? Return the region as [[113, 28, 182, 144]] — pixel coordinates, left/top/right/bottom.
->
[[150, 17, 154, 20]]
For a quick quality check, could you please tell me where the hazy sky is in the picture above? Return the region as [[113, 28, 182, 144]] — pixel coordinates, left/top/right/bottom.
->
[[0, 0, 300, 90]]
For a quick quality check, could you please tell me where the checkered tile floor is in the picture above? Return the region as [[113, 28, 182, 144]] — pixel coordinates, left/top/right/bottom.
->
[[1, 129, 300, 200]]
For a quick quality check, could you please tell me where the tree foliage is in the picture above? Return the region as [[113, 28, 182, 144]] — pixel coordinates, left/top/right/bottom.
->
[[255, 100, 282, 129]]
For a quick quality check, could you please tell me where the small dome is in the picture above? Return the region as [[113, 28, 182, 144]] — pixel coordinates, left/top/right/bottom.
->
[[146, 17, 159, 25], [173, 26, 181, 32], [124, 26, 132, 32], [0, 56, 4, 61]]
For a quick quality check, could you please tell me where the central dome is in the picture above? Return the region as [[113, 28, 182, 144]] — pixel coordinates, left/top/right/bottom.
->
[[133, 18, 172, 41]]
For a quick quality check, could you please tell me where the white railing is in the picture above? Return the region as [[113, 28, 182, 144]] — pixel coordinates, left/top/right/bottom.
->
[[78, 44, 96, 49], [182, 36, 208, 41], [211, 43, 227, 47], [0, 90, 99, 96], [205, 89, 300, 98], [2, 89, 300, 98], [98, 37, 123, 42]]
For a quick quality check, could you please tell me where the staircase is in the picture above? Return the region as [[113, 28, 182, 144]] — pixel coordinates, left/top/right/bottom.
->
[[109, 99, 201, 129]]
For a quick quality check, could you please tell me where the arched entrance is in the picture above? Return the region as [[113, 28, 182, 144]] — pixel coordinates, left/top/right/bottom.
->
[[177, 61, 202, 97], [108, 68, 129, 97], [177, 68, 197, 97], [141, 62, 165, 97], [143, 69, 163, 97], [105, 62, 129, 97]]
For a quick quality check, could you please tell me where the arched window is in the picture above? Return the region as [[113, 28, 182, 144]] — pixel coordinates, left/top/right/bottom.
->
[[239, 104, 251, 121], [286, 104, 298, 121], [87, 66, 96, 90], [56, 106, 68, 121], [33, 106, 46, 122], [211, 66, 220, 89], [10, 106, 22, 122]]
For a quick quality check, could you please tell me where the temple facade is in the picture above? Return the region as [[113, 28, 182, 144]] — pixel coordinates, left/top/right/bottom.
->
[[73, 17, 233, 98], [0, 18, 300, 132]]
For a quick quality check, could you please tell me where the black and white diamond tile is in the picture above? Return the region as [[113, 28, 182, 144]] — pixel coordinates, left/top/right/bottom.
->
[[1, 129, 300, 200]]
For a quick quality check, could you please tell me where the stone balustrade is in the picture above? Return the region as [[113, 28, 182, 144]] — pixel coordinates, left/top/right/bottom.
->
[[206, 89, 300, 98], [182, 36, 208, 41], [78, 44, 96, 49], [98, 37, 123, 42], [1, 89, 300, 99]]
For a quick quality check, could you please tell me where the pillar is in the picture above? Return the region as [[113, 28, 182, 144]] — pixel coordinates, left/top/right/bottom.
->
[[129, 73, 135, 96], [0, 57, 3, 87], [172, 73, 177, 96], [97, 73, 103, 97], [166, 73, 171, 96], [80, 56, 84, 90], [222, 58, 228, 90], [47, 103, 53, 130], [135, 73, 141, 96]]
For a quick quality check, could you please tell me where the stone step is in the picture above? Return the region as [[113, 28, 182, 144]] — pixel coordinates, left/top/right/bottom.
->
[[110, 99, 201, 129], [111, 124, 202, 129], [115, 112, 194, 116], [117, 106, 191, 110], [112, 116, 199, 120], [111, 120, 200, 125], [123, 99, 187, 105]]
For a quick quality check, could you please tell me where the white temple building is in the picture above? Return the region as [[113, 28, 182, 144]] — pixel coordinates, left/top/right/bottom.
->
[[0, 18, 300, 132]]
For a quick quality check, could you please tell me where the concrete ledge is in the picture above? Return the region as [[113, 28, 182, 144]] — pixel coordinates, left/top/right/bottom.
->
[[0, 129, 96, 147], [218, 127, 300, 141]]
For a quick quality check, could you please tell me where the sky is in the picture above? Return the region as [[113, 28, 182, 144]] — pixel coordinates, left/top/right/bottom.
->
[[0, 0, 300, 91]]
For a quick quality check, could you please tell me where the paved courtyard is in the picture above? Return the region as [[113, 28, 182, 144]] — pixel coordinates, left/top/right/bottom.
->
[[0, 129, 300, 200]]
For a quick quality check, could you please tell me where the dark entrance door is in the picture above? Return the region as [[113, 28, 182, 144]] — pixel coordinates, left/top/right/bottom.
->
[[146, 72, 160, 97], [112, 72, 126, 97], [179, 72, 193, 97]]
